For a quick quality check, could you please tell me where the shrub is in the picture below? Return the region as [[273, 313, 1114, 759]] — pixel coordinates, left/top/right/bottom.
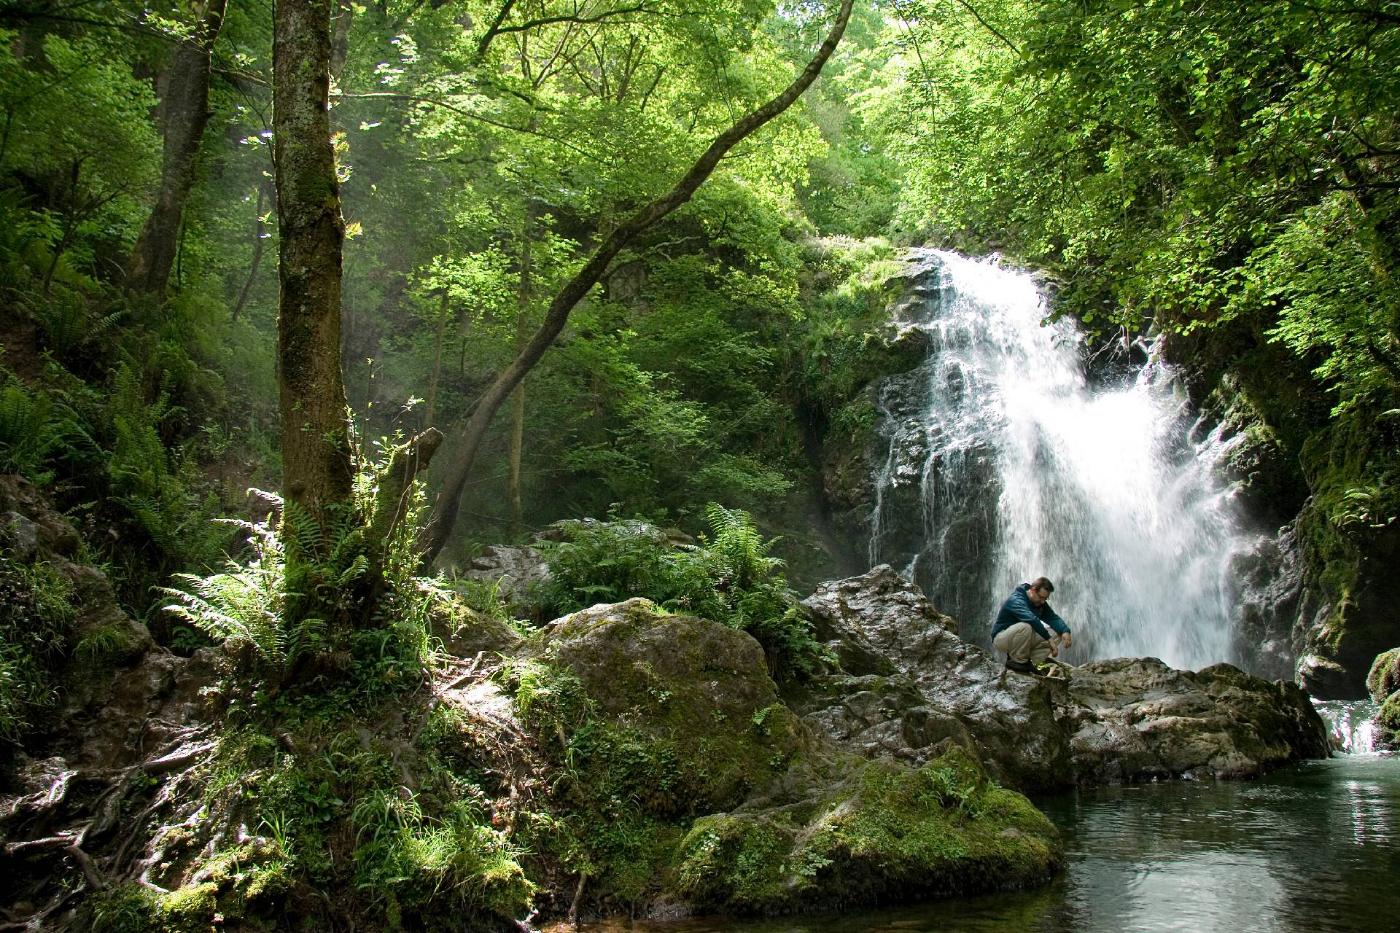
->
[[534, 506, 828, 682]]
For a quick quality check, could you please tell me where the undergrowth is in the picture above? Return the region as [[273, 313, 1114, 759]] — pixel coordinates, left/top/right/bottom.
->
[[130, 461, 536, 931], [0, 555, 75, 753], [531, 505, 828, 682]]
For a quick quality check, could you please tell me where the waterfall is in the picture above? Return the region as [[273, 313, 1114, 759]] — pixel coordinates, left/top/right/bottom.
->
[[867, 249, 1249, 669], [1315, 700, 1382, 754]]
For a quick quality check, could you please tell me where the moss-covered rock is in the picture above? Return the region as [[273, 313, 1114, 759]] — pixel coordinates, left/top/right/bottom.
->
[[506, 598, 1061, 918], [535, 599, 808, 812], [1294, 403, 1400, 698], [1368, 648, 1400, 704], [671, 746, 1059, 914], [1374, 693, 1400, 751]]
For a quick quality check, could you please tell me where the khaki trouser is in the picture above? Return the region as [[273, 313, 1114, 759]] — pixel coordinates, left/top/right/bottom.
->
[[993, 622, 1052, 666]]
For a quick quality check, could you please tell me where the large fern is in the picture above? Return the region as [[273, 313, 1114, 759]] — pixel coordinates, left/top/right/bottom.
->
[[0, 382, 67, 483], [161, 498, 331, 671], [704, 503, 784, 591]]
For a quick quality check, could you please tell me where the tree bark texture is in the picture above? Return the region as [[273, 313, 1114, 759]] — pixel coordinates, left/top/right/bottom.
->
[[273, 0, 355, 542], [128, 0, 228, 295], [419, 0, 856, 565]]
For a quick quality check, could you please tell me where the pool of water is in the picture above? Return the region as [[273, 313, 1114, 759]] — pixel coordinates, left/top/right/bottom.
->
[[577, 753, 1400, 933]]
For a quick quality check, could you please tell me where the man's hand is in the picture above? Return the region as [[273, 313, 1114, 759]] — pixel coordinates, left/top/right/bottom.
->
[[1048, 639, 1059, 658]]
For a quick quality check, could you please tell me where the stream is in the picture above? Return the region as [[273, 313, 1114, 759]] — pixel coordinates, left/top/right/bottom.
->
[[574, 715, 1398, 932]]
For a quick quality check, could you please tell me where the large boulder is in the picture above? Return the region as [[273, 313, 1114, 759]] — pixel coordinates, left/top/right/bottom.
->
[[799, 566, 1071, 791], [798, 567, 1329, 791], [1367, 647, 1400, 750], [1059, 658, 1328, 782], [513, 598, 1061, 917]]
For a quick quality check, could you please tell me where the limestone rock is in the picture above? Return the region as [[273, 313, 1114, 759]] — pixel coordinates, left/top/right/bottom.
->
[[800, 565, 1069, 791], [459, 543, 552, 601], [1060, 659, 1329, 783]]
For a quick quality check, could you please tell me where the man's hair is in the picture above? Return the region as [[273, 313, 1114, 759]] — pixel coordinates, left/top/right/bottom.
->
[[1030, 576, 1054, 593]]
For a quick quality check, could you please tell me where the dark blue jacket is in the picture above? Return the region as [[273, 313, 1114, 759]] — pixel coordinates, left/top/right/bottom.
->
[[992, 583, 1070, 641]]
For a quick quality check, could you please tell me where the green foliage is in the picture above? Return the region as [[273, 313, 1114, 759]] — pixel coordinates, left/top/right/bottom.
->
[[0, 555, 75, 747], [161, 508, 304, 674], [862, 0, 1399, 413], [0, 379, 71, 483], [533, 509, 827, 681]]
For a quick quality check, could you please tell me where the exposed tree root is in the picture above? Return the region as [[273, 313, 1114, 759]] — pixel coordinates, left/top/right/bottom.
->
[[1, 728, 215, 929]]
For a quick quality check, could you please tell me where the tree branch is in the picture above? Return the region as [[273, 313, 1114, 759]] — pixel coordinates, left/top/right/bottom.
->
[[476, 0, 519, 59], [419, 0, 857, 565]]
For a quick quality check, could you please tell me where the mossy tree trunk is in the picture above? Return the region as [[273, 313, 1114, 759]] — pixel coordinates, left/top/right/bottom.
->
[[272, 0, 356, 616], [271, 0, 438, 638], [418, 0, 856, 565], [128, 0, 228, 295]]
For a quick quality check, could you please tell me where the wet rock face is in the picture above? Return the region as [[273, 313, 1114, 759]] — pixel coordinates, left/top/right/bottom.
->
[[1296, 520, 1400, 699], [798, 567, 1330, 791], [1229, 526, 1304, 682]]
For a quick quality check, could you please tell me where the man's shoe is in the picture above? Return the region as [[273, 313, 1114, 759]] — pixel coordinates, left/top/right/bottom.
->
[[1004, 658, 1035, 674]]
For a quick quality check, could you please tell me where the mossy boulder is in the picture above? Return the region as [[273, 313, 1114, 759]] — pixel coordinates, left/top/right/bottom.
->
[[1368, 648, 1400, 750], [535, 599, 808, 813], [1376, 692, 1400, 751], [1366, 647, 1400, 704], [518, 598, 1061, 917], [671, 747, 1059, 915]]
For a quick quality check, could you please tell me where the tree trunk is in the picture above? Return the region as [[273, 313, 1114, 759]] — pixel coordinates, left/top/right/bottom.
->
[[231, 174, 273, 322], [418, 0, 856, 565], [128, 0, 228, 295], [507, 222, 533, 537], [273, 0, 355, 561], [425, 291, 449, 428]]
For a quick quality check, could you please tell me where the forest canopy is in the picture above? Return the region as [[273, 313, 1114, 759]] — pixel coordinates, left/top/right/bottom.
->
[[0, 0, 1395, 604]]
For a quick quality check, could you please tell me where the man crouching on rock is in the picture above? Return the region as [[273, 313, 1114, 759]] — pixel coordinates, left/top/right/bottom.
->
[[993, 577, 1072, 675]]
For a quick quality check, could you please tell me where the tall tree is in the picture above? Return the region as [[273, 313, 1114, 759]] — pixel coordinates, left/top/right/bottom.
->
[[271, 0, 356, 614], [419, 0, 856, 564], [128, 0, 229, 294]]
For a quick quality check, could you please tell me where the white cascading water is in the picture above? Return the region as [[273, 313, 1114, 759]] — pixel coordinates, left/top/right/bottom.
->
[[868, 249, 1248, 669]]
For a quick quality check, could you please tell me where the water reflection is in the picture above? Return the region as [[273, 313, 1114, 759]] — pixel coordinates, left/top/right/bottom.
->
[[573, 757, 1400, 933]]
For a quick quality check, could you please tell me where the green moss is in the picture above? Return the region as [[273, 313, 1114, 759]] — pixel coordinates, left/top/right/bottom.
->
[[1368, 648, 1400, 704], [670, 747, 1060, 915], [157, 882, 218, 929], [1377, 693, 1400, 751], [80, 881, 220, 933]]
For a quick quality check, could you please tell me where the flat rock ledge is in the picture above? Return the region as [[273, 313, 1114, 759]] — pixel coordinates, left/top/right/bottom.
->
[[798, 566, 1331, 792]]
